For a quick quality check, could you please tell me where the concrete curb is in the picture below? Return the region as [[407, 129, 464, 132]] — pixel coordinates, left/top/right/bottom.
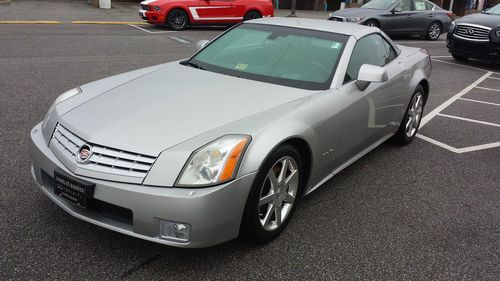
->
[[0, 0, 11, 5]]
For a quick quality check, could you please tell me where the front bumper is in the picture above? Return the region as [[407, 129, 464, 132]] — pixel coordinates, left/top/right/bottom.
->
[[447, 34, 500, 61], [30, 122, 256, 248], [138, 9, 165, 25]]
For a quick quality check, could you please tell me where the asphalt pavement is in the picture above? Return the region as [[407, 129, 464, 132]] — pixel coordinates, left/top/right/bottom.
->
[[0, 23, 499, 281]]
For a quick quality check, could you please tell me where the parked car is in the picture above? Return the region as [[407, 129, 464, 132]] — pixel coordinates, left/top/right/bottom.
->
[[328, 0, 452, 40], [447, 4, 500, 62], [30, 18, 431, 248], [138, 0, 274, 30]]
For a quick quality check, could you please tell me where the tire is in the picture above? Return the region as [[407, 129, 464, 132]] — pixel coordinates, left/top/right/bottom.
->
[[425, 22, 441, 41], [392, 86, 426, 145], [364, 20, 379, 28], [166, 9, 188, 31], [240, 145, 304, 242], [452, 54, 468, 61], [243, 10, 262, 21]]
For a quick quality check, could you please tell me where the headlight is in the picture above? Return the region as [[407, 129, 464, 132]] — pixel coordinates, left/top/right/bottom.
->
[[42, 87, 81, 129], [496, 30, 500, 37], [346, 17, 364, 22], [176, 135, 251, 187], [449, 21, 456, 32]]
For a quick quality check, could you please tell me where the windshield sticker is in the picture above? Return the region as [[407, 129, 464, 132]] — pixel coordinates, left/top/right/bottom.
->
[[235, 63, 248, 70], [331, 42, 341, 49]]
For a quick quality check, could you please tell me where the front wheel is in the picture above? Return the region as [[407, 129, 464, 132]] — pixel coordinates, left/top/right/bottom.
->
[[240, 145, 303, 242], [392, 86, 426, 145], [452, 54, 468, 61], [364, 20, 379, 28], [426, 22, 441, 41], [244, 11, 262, 21], [166, 9, 188, 31]]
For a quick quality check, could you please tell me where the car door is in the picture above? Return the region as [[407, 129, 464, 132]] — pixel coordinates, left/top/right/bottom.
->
[[382, 0, 415, 34], [190, 0, 237, 21], [411, 0, 437, 33], [336, 34, 408, 163]]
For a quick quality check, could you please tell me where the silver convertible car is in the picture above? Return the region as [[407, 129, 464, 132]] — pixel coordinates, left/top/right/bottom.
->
[[30, 18, 431, 248]]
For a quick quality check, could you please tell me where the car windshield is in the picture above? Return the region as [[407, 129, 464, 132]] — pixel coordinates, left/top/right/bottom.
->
[[187, 23, 348, 90], [484, 4, 500, 14], [362, 0, 399, 9]]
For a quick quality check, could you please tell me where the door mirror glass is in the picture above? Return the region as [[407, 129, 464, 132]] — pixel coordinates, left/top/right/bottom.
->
[[392, 7, 403, 13], [196, 40, 210, 51]]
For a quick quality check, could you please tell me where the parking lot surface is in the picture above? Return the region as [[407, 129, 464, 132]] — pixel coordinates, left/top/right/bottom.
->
[[0, 24, 499, 280]]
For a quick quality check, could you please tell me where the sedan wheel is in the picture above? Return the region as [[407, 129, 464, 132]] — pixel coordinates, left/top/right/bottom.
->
[[392, 86, 426, 145], [244, 11, 262, 21], [426, 22, 441, 41], [241, 145, 303, 242], [364, 20, 378, 28]]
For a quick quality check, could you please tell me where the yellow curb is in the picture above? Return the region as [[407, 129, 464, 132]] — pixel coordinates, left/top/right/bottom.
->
[[71, 21, 148, 25], [0, 20, 63, 24]]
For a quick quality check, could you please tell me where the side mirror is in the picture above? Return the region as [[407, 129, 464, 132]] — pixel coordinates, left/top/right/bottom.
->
[[392, 7, 403, 13], [196, 40, 210, 51], [356, 64, 388, 91]]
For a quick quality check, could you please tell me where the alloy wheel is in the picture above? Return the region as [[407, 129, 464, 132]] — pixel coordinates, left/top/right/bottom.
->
[[405, 92, 424, 138], [258, 156, 299, 231], [171, 11, 186, 30], [428, 23, 441, 40]]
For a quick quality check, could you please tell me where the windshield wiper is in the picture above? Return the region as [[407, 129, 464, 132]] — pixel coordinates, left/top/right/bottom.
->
[[180, 60, 205, 70]]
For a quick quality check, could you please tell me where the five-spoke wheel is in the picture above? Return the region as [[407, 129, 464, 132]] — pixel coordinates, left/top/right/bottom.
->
[[392, 86, 426, 145]]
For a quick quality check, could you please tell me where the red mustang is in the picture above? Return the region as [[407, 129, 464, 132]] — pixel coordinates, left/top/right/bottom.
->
[[139, 0, 274, 30]]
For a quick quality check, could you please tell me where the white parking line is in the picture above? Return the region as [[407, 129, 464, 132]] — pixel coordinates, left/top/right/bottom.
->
[[416, 134, 460, 153], [487, 76, 500, 81], [459, 98, 500, 107], [431, 59, 499, 74], [420, 71, 493, 128], [129, 24, 177, 34], [395, 41, 445, 44], [475, 86, 500, 92], [430, 55, 452, 58], [437, 113, 500, 128]]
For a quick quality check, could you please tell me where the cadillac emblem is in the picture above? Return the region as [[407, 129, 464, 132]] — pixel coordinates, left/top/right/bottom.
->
[[76, 144, 93, 164]]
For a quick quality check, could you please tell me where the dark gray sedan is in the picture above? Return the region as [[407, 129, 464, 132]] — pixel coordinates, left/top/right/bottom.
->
[[329, 0, 452, 40]]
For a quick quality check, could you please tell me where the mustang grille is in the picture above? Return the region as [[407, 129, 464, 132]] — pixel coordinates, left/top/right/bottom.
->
[[50, 124, 156, 180], [454, 24, 491, 41]]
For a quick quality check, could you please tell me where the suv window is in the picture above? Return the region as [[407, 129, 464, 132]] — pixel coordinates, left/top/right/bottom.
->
[[344, 34, 396, 83]]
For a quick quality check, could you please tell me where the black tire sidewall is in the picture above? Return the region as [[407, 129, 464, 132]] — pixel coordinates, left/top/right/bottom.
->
[[393, 86, 425, 144], [167, 9, 188, 31], [240, 145, 304, 242], [244, 11, 261, 21]]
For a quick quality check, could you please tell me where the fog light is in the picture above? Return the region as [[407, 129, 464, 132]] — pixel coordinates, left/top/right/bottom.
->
[[159, 220, 191, 242]]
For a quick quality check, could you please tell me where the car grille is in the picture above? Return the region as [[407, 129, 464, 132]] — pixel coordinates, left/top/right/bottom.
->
[[141, 4, 149, 10], [329, 16, 345, 22], [50, 124, 156, 181], [454, 24, 491, 42]]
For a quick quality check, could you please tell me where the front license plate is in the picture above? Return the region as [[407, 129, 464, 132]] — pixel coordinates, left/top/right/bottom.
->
[[54, 172, 95, 209]]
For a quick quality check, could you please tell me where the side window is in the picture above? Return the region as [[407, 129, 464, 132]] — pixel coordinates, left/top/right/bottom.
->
[[414, 0, 432, 10], [344, 34, 397, 83], [395, 0, 413, 11]]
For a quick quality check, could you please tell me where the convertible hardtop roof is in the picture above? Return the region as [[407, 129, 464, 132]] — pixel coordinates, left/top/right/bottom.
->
[[248, 17, 377, 38]]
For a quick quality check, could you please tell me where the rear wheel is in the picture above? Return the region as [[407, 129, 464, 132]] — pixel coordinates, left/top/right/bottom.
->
[[392, 86, 425, 145], [452, 54, 468, 61], [244, 10, 262, 21], [426, 22, 441, 41], [240, 145, 303, 242], [166, 9, 188, 31], [364, 20, 379, 28]]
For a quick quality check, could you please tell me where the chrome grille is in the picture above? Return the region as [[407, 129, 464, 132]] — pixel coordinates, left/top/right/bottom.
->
[[50, 124, 156, 180], [454, 24, 491, 42]]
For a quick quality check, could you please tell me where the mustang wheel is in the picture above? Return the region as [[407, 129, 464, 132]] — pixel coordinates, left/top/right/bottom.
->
[[167, 9, 188, 31], [244, 11, 262, 21], [241, 145, 303, 242], [426, 22, 441, 41], [392, 86, 425, 145]]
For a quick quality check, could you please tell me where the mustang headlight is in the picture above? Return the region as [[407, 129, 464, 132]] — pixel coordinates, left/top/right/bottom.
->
[[176, 135, 251, 187], [346, 17, 364, 23], [42, 87, 82, 129]]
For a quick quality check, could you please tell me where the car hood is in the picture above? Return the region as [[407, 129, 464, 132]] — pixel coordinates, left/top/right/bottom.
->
[[331, 8, 384, 17], [59, 62, 312, 156], [456, 13, 500, 28]]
